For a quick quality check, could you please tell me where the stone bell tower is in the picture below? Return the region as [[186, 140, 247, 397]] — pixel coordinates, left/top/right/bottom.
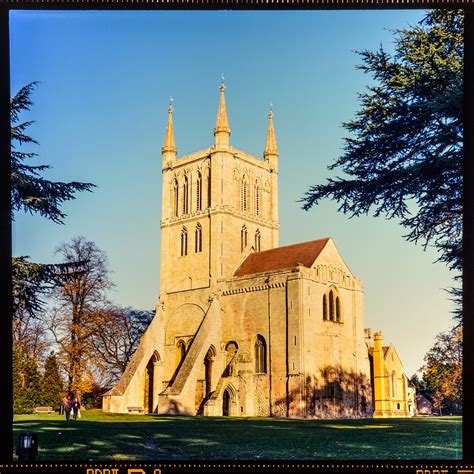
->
[[159, 82, 280, 297]]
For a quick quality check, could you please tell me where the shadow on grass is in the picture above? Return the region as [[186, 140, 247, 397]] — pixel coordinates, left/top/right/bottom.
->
[[13, 413, 462, 462]]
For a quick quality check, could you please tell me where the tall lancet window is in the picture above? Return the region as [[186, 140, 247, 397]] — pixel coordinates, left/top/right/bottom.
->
[[182, 176, 189, 215], [255, 229, 261, 252], [241, 177, 248, 211], [181, 227, 188, 256], [336, 296, 341, 322], [207, 169, 212, 208], [255, 335, 267, 374], [254, 182, 261, 216], [241, 225, 248, 252], [173, 179, 179, 217], [195, 223, 202, 253], [196, 172, 202, 211], [329, 289, 335, 321]]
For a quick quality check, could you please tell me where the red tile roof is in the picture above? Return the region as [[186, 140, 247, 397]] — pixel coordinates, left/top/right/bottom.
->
[[234, 238, 330, 277]]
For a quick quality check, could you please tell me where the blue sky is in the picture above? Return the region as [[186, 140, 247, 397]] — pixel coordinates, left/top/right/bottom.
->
[[10, 9, 457, 378]]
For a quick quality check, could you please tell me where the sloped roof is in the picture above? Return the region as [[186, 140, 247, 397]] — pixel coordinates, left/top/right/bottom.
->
[[234, 238, 330, 277]]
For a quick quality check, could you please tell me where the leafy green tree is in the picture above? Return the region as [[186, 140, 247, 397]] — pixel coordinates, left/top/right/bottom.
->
[[13, 345, 26, 414], [40, 352, 64, 410], [11, 82, 95, 223], [420, 327, 462, 415], [410, 373, 435, 393], [13, 345, 42, 414], [302, 10, 463, 319]]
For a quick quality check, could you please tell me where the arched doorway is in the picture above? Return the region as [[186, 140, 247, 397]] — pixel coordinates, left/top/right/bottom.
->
[[196, 346, 216, 414], [222, 387, 231, 416], [144, 351, 160, 414]]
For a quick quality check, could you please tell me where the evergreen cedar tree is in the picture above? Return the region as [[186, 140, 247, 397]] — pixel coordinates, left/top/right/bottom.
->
[[13, 349, 64, 414], [302, 10, 462, 318], [11, 82, 95, 411], [11, 82, 96, 353], [11, 81, 95, 224], [40, 352, 64, 410], [11, 81, 96, 328]]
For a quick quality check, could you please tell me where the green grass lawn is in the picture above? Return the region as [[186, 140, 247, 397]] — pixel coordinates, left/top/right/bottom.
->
[[12, 410, 462, 461]]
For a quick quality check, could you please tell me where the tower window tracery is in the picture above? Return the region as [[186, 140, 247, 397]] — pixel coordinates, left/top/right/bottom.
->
[[241, 177, 249, 212], [182, 176, 189, 215], [255, 229, 261, 252], [207, 169, 211, 208], [196, 172, 202, 211], [254, 182, 261, 216], [241, 225, 248, 252], [173, 179, 179, 217], [195, 223, 202, 253], [180, 227, 188, 256]]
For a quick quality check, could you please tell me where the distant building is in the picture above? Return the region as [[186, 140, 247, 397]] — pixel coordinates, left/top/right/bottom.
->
[[366, 329, 412, 417], [102, 83, 411, 419], [416, 392, 435, 416], [406, 376, 416, 416]]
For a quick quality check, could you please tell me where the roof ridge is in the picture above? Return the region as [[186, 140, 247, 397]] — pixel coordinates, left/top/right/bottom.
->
[[234, 237, 331, 277], [252, 237, 331, 255]]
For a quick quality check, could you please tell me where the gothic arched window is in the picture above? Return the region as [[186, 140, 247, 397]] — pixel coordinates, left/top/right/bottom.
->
[[196, 172, 202, 211], [176, 339, 186, 368], [181, 227, 188, 256], [224, 341, 238, 377], [241, 225, 248, 252], [255, 229, 261, 252], [207, 169, 212, 208], [329, 290, 335, 321], [323, 287, 343, 323], [195, 223, 202, 253], [391, 371, 396, 398], [254, 182, 261, 216], [182, 176, 189, 215], [255, 335, 267, 374], [173, 179, 179, 217], [241, 177, 248, 211]]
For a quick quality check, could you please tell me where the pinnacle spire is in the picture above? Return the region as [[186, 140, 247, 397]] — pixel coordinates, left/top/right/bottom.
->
[[162, 98, 176, 156], [264, 105, 278, 160], [214, 79, 231, 147]]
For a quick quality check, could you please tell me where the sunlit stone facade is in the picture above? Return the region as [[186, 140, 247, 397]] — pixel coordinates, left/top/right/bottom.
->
[[102, 84, 409, 418]]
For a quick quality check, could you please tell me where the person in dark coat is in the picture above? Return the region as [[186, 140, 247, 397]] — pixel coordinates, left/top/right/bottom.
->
[[72, 397, 81, 420], [64, 394, 72, 421]]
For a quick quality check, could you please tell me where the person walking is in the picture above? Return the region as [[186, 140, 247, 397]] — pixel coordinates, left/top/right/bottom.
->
[[64, 395, 72, 422], [72, 397, 81, 420]]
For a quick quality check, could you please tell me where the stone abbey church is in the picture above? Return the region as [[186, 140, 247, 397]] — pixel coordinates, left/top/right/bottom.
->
[[103, 83, 413, 419]]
